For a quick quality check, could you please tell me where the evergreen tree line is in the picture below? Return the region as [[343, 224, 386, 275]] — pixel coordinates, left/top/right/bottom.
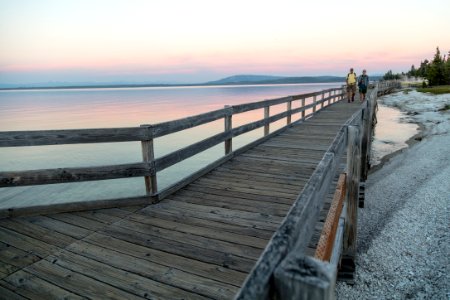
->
[[383, 47, 450, 86]]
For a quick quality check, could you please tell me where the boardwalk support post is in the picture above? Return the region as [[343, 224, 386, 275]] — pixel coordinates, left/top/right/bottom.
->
[[359, 103, 369, 209], [313, 95, 317, 113], [359, 85, 379, 207], [224, 105, 232, 154], [274, 255, 336, 300], [301, 98, 306, 119], [140, 125, 157, 196], [359, 99, 370, 207], [264, 106, 270, 135], [321, 92, 325, 109], [340, 125, 361, 283], [287, 99, 292, 125]]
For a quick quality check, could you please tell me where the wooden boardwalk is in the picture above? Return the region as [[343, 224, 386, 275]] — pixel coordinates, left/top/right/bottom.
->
[[0, 98, 367, 299]]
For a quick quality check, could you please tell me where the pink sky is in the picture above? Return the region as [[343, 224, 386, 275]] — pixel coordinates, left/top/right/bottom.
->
[[1, 0, 449, 84]]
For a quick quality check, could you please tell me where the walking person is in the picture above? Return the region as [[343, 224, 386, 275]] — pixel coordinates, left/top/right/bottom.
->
[[346, 68, 357, 102], [358, 69, 369, 101]]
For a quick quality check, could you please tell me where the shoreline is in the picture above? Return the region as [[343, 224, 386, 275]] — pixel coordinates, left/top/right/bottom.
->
[[0, 78, 346, 91], [336, 89, 450, 299], [369, 119, 425, 175], [369, 87, 448, 174]]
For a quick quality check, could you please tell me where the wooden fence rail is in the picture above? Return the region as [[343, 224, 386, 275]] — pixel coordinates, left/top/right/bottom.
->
[[0, 88, 344, 197]]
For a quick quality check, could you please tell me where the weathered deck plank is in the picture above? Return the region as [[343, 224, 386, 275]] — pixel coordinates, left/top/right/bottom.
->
[[83, 232, 248, 286], [0, 99, 363, 299]]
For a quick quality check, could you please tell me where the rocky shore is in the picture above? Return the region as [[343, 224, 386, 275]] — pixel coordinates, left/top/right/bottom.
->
[[336, 90, 450, 299]]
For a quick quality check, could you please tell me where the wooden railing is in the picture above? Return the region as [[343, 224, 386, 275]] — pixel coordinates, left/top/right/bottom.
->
[[0, 80, 400, 295], [0, 87, 344, 216], [235, 80, 400, 299]]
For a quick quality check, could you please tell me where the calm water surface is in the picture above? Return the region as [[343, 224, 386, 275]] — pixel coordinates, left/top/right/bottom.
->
[[0, 83, 341, 208], [371, 102, 418, 166]]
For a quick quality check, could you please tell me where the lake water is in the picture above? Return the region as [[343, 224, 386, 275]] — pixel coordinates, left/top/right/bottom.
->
[[0, 83, 342, 208], [0, 84, 419, 209], [370, 99, 418, 166]]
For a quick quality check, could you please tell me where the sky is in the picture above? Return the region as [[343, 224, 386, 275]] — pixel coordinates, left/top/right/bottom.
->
[[1, 0, 450, 85]]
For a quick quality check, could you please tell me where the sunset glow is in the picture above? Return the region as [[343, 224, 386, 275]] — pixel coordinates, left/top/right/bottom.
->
[[1, 0, 449, 84]]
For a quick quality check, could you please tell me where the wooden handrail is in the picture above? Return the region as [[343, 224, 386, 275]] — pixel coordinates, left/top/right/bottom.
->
[[152, 107, 232, 138], [0, 127, 148, 147], [0, 162, 153, 188], [314, 173, 347, 262], [0, 87, 344, 194]]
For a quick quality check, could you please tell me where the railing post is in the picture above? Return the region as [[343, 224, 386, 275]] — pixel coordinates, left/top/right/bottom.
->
[[329, 91, 333, 105], [287, 99, 292, 125], [224, 105, 232, 155], [341, 125, 361, 283], [301, 98, 306, 120], [140, 125, 157, 196], [264, 106, 270, 136], [313, 95, 317, 113], [321, 92, 325, 109], [275, 255, 336, 300], [360, 101, 371, 183]]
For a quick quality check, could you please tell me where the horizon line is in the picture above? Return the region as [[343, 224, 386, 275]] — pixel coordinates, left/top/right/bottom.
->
[[0, 74, 384, 91]]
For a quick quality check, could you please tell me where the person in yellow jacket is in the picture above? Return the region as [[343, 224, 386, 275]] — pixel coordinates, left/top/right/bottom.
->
[[346, 68, 357, 102]]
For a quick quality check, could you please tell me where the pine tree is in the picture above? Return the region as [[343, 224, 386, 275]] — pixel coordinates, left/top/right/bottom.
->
[[383, 70, 401, 80], [417, 60, 429, 78], [427, 47, 446, 86], [383, 70, 393, 80], [445, 51, 450, 84], [408, 65, 417, 77]]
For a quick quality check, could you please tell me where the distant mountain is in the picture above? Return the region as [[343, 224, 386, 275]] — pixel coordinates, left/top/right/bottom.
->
[[206, 75, 346, 85], [206, 75, 286, 85], [270, 76, 345, 84], [1, 74, 382, 90]]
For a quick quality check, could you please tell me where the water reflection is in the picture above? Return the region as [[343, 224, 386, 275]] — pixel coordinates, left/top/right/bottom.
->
[[371, 104, 418, 166], [0, 83, 340, 207], [0, 83, 336, 130]]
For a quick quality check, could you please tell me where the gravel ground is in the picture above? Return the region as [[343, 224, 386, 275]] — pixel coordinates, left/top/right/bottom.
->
[[336, 91, 450, 299]]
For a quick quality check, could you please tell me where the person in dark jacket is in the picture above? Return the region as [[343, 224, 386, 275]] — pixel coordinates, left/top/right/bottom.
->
[[358, 69, 369, 101]]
